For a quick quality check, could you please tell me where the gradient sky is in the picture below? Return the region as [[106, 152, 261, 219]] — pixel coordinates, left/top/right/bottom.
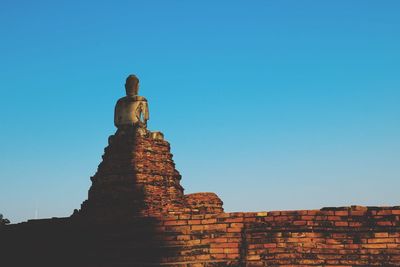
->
[[0, 1, 399, 223]]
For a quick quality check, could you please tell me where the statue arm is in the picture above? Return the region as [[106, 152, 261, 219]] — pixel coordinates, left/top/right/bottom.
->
[[144, 102, 150, 120]]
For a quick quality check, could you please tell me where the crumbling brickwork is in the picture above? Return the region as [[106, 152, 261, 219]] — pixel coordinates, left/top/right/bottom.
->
[[78, 128, 186, 218], [185, 193, 224, 214], [143, 207, 400, 266], [2, 206, 400, 266], [77, 128, 224, 220]]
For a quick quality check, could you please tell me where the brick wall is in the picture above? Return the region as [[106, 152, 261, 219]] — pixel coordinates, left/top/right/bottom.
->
[[2, 205, 400, 266], [150, 206, 400, 266], [243, 206, 400, 266]]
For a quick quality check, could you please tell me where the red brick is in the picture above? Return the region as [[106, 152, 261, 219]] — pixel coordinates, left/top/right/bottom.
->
[[335, 221, 348, 226], [335, 211, 349, 216], [362, 244, 387, 249], [225, 217, 244, 223], [227, 227, 242, 233], [210, 248, 223, 254], [211, 243, 239, 248], [164, 220, 187, 226]]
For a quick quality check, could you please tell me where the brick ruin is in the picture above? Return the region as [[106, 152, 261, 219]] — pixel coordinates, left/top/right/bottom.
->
[[1, 76, 399, 266], [75, 127, 224, 220]]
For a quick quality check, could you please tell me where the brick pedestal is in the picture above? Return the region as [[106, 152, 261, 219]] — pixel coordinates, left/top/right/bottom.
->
[[78, 128, 186, 219]]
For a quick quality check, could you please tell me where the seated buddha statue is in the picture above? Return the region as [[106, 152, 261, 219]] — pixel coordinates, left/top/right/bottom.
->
[[114, 75, 150, 134]]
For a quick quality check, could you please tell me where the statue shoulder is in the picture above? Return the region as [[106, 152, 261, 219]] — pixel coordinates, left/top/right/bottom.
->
[[132, 96, 147, 102], [116, 96, 147, 103], [116, 96, 127, 104]]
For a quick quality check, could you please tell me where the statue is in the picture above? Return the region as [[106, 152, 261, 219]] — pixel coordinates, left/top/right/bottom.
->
[[114, 75, 150, 135], [114, 74, 164, 140]]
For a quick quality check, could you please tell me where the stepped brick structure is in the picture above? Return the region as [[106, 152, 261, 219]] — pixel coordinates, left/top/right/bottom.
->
[[78, 128, 187, 218], [1, 75, 399, 266]]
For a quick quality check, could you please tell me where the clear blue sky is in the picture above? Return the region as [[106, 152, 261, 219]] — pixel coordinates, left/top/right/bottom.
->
[[0, 1, 399, 223]]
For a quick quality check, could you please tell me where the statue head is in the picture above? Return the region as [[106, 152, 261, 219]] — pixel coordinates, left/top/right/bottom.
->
[[125, 75, 139, 96]]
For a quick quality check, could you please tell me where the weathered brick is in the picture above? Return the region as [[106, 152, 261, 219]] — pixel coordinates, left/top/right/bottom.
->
[[210, 248, 224, 254], [211, 242, 239, 248], [188, 219, 201, 225], [335, 210, 349, 216], [201, 218, 217, 224], [335, 221, 348, 227], [225, 217, 244, 223], [191, 225, 204, 231], [223, 248, 239, 254], [368, 238, 396, 243], [362, 243, 387, 249], [227, 227, 242, 233], [164, 220, 187, 226]]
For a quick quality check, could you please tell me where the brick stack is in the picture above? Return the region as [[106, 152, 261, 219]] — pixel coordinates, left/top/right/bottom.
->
[[77, 127, 224, 220], [185, 192, 224, 214], [244, 206, 400, 266], [138, 206, 400, 266], [5, 206, 399, 266], [78, 127, 187, 219]]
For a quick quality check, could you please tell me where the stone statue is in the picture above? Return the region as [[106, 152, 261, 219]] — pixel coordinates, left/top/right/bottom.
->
[[114, 75, 150, 134]]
